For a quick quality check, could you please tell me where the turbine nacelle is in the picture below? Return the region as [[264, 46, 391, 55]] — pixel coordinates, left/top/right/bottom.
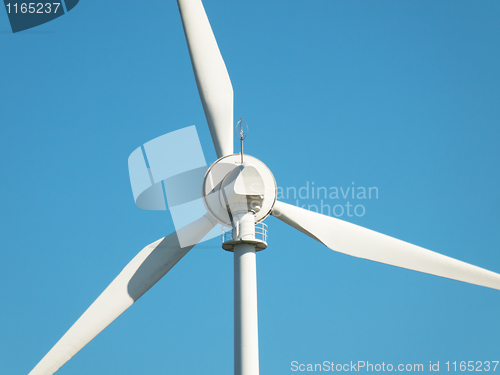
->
[[202, 154, 277, 228]]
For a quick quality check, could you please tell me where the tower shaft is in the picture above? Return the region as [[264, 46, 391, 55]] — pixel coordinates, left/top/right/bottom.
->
[[234, 243, 259, 375], [232, 212, 259, 375]]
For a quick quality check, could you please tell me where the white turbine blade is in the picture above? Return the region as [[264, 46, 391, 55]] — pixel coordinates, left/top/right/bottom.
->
[[272, 200, 500, 291], [28, 214, 216, 375], [177, 0, 234, 158]]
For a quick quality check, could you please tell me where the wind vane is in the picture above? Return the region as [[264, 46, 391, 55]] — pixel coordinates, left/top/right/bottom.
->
[[236, 118, 248, 164]]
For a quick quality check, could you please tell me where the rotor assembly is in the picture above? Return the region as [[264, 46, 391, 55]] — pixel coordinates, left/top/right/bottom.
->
[[27, 1, 500, 375]]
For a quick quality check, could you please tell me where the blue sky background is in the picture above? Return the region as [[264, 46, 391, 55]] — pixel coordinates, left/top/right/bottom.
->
[[1, 1, 500, 374]]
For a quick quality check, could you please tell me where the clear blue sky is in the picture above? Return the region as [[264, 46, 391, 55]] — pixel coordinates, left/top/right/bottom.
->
[[1, 1, 499, 374]]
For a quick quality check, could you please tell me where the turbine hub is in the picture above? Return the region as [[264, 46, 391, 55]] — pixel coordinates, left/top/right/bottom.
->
[[202, 154, 277, 227]]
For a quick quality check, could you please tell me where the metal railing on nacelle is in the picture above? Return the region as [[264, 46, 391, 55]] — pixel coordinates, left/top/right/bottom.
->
[[222, 222, 268, 244]]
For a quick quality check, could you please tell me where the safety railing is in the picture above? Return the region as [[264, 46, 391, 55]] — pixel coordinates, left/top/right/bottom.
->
[[222, 222, 268, 244]]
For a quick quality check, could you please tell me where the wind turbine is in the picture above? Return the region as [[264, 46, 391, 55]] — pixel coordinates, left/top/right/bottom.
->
[[28, 1, 500, 375]]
